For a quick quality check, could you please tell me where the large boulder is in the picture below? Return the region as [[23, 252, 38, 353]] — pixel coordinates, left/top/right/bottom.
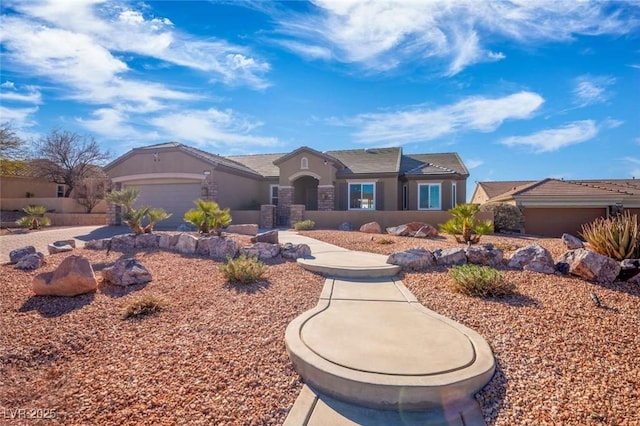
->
[[241, 242, 280, 260], [628, 273, 640, 285], [619, 259, 640, 282], [508, 244, 556, 274], [9, 246, 35, 264], [135, 233, 159, 249], [386, 225, 409, 236], [281, 243, 311, 260], [556, 249, 621, 284], [102, 258, 152, 286], [466, 244, 504, 267], [433, 248, 467, 266], [32, 255, 97, 296], [110, 234, 135, 251], [15, 252, 45, 271], [338, 221, 353, 231], [415, 224, 438, 238], [175, 234, 198, 254], [85, 239, 107, 250], [360, 222, 382, 234], [226, 224, 259, 236], [205, 237, 239, 260], [251, 230, 279, 244], [561, 233, 584, 250], [387, 248, 435, 271]]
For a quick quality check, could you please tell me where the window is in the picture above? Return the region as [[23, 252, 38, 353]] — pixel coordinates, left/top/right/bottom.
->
[[402, 184, 408, 210], [452, 183, 457, 208], [57, 185, 64, 198], [270, 185, 279, 205], [418, 183, 441, 210], [301, 157, 309, 169], [349, 182, 375, 210]]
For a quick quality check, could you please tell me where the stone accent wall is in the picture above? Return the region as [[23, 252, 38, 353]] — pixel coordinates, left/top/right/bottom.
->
[[106, 181, 122, 226], [201, 173, 218, 201], [278, 186, 293, 226], [260, 204, 276, 229], [318, 185, 335, 211], [290, 204, 305, 226]]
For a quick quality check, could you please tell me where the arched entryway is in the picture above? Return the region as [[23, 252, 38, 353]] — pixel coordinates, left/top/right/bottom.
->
[[293, 175, 319, 211]]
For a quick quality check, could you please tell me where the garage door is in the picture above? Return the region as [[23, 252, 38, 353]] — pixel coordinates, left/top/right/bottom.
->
[[128, 183, 201, 229], [524, 207, 607, 237]]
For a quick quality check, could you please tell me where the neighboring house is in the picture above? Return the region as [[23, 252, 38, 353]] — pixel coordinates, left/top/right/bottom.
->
[[471, 178, 640, 237], [0, 160, 70, 199], [104, 142, 469, 228]]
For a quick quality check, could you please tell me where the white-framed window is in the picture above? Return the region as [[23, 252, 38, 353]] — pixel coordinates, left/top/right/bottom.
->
[[418, 183, 441, 210], [452, 182, 457, 208], [270, 185, 279, 205], [402, 184, 408, 210], [349, 182, 375, 210], [301, 157, 309, 169], [57, 185, 65, 198]]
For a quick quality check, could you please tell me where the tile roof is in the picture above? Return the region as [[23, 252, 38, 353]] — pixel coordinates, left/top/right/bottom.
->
[[225, 153, 284, 177], [400, 153, 469, 176], [489, 178, 640, 202], [327, 147, 402, 174], [477, 181, 536, 199], [177, 145, 262, 177]]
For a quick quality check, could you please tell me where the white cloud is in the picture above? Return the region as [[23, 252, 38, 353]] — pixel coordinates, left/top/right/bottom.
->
[[573, 75, 615, 107], [0, 84, 42, 104], [500, 120, 598, 152], [1, 81, 16, 89], [273, 0, 639, 75], [0, 106, 39, 131], [76, 108, 141, 139], [466, 159, 484, 169], [349, 91, 544, 144]]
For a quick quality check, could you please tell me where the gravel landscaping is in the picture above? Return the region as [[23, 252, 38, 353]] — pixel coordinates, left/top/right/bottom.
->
[[301, 230, 640, 425], [1, 242, 324, 425]]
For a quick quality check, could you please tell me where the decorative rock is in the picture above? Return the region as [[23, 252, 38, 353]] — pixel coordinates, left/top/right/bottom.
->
[[338, 221, 353, 231], [556, 249, 621, 283], [415, 224, 438, 238], [281, 243, 311, 260], [387, 222, 438, 238], [241, 242, 281, 260], [561, 233, 584, 250], [433, 248, 467, 266], [360, 222, 382, 234], [32, 255, 97, 296], [386, 248, 435, 271], [386, 225, 409, 236], [226, 224, 259, 236], [135, 233, 159, 249], [15, 252, 45, 270], [619, 259, 640, 281], [9, 246, 35, 264], [48, 240, 75, 255], [175, 234, 198, 254], [102, 258, 152, 286], [84, 239, 107, 250], [202, 236, 239, 259], [251, 230, 279, 244], [628, 273, 640, 285], [159, 234, 180, 250], [508, 244, 556, 274], [110, 234, 135, 251], [466, 245, 504, 267]]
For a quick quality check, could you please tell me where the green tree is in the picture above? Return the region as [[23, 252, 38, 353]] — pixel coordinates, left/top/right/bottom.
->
[[183, 199, 232, 236], [439, 203, 493, 244]]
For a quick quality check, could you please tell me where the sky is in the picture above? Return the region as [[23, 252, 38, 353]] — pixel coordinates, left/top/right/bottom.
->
[[1, 0, 639, 199]]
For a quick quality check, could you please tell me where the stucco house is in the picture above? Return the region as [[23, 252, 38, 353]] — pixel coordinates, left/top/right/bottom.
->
[[104, 142, 470, 228], [471, 178, 640, 237]]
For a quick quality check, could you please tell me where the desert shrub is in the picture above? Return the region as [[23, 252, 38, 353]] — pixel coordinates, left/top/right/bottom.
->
[[120, 294, 168, 319], [580, 211, 639, 260], [293, 219, 315, 231], [219, 255, 267, 284], [448, 264, 515, 297], [374, 237, 395, 245], [480, 203, 524, 233], [16, 205, 51, 229], [440, 203, 493, 244]]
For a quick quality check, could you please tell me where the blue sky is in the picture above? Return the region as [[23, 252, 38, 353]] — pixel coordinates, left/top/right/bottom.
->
[[1, 0, 639, 198]]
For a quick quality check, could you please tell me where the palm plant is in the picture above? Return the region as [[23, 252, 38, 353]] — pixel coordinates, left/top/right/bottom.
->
[[183, 199, 232, 236], [16, 205, 51, 229], [143, 208, 173, 233], [105, 187, 139, 213], [105, 188, 171, 235], [439, 203, 493, 244]]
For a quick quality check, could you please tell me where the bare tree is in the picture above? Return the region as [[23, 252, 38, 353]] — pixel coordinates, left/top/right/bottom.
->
[[32, 129, 110, 197], [0, 122, 26, 159], [74, 177, 108, 213]]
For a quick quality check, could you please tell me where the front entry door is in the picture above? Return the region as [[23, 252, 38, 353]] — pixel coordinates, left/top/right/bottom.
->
[[306, 189, 318, 211]]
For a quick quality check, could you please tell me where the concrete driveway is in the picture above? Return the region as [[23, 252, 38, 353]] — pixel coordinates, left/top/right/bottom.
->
[[0, 225, 129, 263]]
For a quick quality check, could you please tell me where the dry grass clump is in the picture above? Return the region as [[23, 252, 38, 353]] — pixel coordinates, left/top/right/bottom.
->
[[219, 254, 268, 284], [374, 237, 395, 245], [448, 264, 516, 297], [293, 219, 315, 231], [120, 294, 168, 319]]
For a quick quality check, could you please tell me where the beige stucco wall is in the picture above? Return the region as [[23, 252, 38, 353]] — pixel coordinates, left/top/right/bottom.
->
[[276, 151, 337, 186], [0, 197, 107, 213], [214, 169, 265, 210], [107, 148, 214, 178], [334, 176, 398, 211], [523, 207, 607, 237], [0, 176, 67, 198], [404, 178, 462, 211]]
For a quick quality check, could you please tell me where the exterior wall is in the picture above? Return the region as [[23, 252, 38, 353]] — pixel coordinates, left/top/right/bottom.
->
[[335, 176, 398, 211], [228, 210, 261, 225], [212, 169, 263, 210], [523, 207, 607, 237], [470, 186, 490, 204], [0, 176, 67, 198], [260, 205, 276, 229], [45, 213, 107, 226], [304, 210, 493, 230], [624, 208, 640, 222], [405, 178, 461, 211], [107, 148, 213, 178], [0, 197, 107, 213], [276, 151, 336, 187]]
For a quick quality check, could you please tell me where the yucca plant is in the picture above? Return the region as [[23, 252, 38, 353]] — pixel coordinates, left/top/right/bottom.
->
[[580, 212, 639, 260], [439, 203, 493, 244], [16, 205, 51, 229], [183, 199, 232, 236]]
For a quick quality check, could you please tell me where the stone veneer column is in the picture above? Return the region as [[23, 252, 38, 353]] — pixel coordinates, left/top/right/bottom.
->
[[106, 182, 122, 226], [278, 186, 293, 226], [260, 204, 276, 229], [290, 204, 306, 226], [201, 173, 218, 202], [318, 185, 335, 211]]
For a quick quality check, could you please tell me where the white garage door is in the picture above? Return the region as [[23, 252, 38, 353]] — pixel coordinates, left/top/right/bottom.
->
[[128, 183, 201, 229]]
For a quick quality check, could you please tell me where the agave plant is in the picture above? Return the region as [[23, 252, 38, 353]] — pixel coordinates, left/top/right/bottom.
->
[[16, 205, 51, 230], [580, 212, 639, 260], [439, 203, 493, 244], [183, 199, 232, 236]]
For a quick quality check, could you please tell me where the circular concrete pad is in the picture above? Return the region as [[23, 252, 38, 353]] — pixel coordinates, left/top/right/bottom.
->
[[297, 251, 401, 278], [301, 300, 475, 376]]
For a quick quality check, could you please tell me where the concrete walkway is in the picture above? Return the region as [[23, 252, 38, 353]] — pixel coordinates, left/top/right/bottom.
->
[[278, 231, 495, 426]]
